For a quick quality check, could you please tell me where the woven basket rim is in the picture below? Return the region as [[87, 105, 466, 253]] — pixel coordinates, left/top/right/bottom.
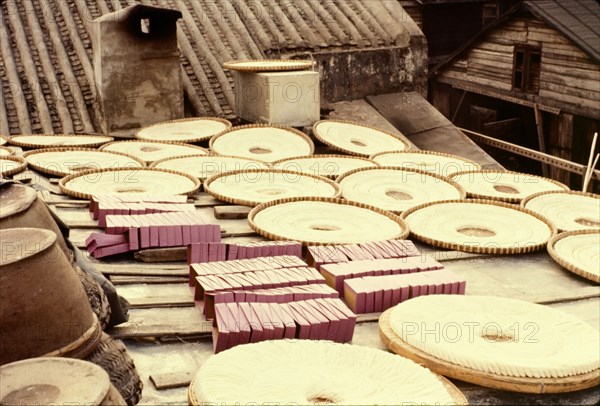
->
[[370, 149, 482, 169], [204, 168, 342, 207], [378, 308, 600, 393], [208, 124, 315, 155], [248, 196, 410, 246], [334, 166, 467, 214], [6, 134, 114, 149], [271, 154, 379, 165], [149, 153, 271, 169], [58, 167, 201, 200], [0, 146, 15, 155], [547, 229, 600, 284], [312, 119, 412, 157], [521, 189, 600, 208], [272, 154, 379, 179], [449, 169, 570, 203], [136, 117, 233, 143], [0, 155, 28, 177], [223, 59, 316, 72], [23, 147, 147, 178], [400, 198, 557, 254]]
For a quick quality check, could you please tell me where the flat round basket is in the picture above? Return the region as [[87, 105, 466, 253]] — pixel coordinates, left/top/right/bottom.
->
[[6, 134, 114, 149], [23, 148, 145, 177], [370, 150, 481, 176], [336, 167, 466, 214], [272, 154, 378, 179], [150, 154, 269, 180], [205, 169, 341, 207], [223, 59, 316, 72], [379, 295, 600, 393], [0, 146, 14, 156], [136, 117, 232, 143], [59, 167, 200, 200], [312, 120, 410, 157], [249, 197, 410, 245], [401, 199, 556, 254], [0, 358, 117, 406], [0, 156, 27, 177], [210, 124, 314, 162], [100, 140, 208, 164], [188, 340, 466, 405], [449, 170, 569, 203], [0, 136, 7, 146], [548, 230, 600, 283], [522, 190, 600, 232]]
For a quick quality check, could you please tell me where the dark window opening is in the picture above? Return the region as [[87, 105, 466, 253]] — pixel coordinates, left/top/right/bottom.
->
[[141, 18, 150, 34], [483, 2, 499, 26], [512, 45, 541, 94]]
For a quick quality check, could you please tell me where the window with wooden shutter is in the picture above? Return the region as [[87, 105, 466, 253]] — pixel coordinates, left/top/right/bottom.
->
[[512, 45, 541, 94], [483, 1, 499, 27]]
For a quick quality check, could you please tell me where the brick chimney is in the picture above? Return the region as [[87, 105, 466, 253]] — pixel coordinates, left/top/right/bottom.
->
[[92, 5, 183, 134]]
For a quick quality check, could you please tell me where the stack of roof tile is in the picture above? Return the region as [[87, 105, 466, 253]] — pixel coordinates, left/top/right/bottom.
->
[[307, 240, 420, 270], [187, 240, 302, 265], [308, 240, 467, 314], [189, 255, 356, 352], [344, 270, 466, 314], [86, 194, 220, 258], [213, 298, 356, 353]]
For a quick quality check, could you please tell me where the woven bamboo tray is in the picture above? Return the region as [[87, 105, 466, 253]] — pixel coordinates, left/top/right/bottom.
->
[[547, 230, 600, 283], [209, 124, 314, 162], [379, 296, 600, 393], [401, 199, 556, 254], [223, 59, 316, 72], [23, 147, 146, 177], [522, 190, 600, 232], [312, 119, 411, 157], [336, 166, 466, 214], [248, 197, 410, 246], [6, 134, 114, 149], [0, 146, 14, 156], [204, 169, 341, 207], [0, 156, 27, 177], [449, 170, 569, 203], [136, 117, 232, 143], [59, 167, 200, 200], [188, 340, 466, 405], [370, 150, 481, 176], [150, 153, 270, 180], [272, 154, 379, 179], [100, 140, 208, 164]]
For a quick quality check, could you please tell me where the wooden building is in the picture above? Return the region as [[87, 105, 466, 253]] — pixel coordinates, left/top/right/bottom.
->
[[400, 0, 520, 65], [430, 0, 600, 188]]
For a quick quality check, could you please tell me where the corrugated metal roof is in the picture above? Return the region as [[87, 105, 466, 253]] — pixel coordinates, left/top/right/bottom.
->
[[0, 0, 413, 136], [525, 0, 600, 64]]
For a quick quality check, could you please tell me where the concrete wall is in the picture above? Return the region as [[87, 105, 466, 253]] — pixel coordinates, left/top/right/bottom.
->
[[92, 6, 183, 134]]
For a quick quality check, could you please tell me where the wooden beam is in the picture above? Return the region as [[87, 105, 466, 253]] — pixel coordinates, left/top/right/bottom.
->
[[534, 104, 549, 177], [460, 127, 600, 182], [451, 89, 467, 123], [150, 371, 195, 390]]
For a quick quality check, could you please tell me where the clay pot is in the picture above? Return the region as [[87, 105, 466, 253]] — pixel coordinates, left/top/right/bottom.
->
[[0, 357, 126, 405], [0, 183, 70, 255], [0, 228, 100, 365]]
